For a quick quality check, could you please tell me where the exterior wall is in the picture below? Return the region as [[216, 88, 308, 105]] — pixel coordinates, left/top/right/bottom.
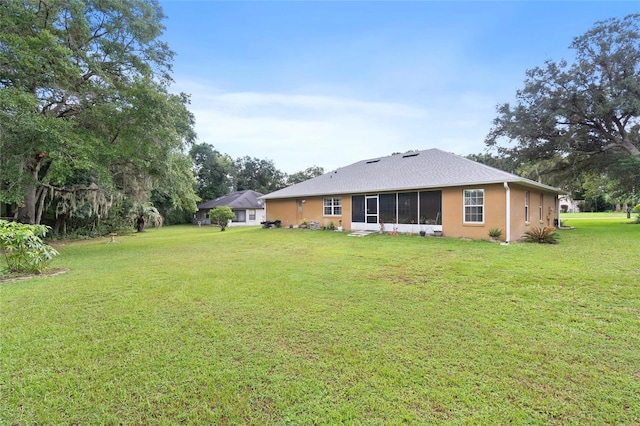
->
[[194, 208, 265, 226], [228, 208, 265, 227], [442, 183, 560, 241], [266, 184, 560, 240], [509, 185, 559, 240], [441, 184, 507, 240], [265, 195, 352, 230], [559, 195, 580, 213]]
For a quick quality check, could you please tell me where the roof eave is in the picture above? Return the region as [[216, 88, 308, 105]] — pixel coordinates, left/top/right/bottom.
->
[[262, 179, 566, 200]]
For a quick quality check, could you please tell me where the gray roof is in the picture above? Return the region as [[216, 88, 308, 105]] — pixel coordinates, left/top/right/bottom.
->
[[198, 190, 265, 210], [262, 149, 564, 200]]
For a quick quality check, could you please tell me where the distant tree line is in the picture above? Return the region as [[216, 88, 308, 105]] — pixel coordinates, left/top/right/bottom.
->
[[189, 142, 324, 205]]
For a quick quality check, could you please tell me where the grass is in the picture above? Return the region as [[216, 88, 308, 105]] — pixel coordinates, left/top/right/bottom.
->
[[1, 213, 639, 424]]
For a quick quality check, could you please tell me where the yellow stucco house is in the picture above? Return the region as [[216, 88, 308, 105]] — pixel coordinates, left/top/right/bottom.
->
[[261, 149, 565, 242]]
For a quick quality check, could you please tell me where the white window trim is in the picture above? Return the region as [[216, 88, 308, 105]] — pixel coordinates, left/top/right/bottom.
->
[[525, 191, 530, 223], [463, 189, 484, 224], [539, 194, 543, 222], [323, 197, 342, 216]]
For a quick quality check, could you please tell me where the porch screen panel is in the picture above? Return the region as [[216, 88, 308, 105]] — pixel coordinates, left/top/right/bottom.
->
[[379, 193, 396, 223], [398, 192, 418, 224], [419, 191, 442, 224], [351, 195, 365, 223]]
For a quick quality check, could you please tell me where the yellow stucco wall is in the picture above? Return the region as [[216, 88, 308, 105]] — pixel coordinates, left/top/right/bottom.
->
[[443, 184, 559, 241], [441, 184, 506, 240], [509, 185, 559, 241], [265, 195, 352, 229], [265, 184, 559, 240]]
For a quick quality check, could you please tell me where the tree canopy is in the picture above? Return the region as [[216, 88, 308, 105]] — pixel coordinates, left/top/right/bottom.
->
[[485, 14, 640, 198], [0, 0, 198, 229], [189, 145, 327, 202], [232, 156, 287, 195], [189, 143, 233, 202], [287, 166, 325, 185]]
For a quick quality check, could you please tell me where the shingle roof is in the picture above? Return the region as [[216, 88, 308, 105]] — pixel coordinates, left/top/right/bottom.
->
[[198, 190, 265, 210], [262, 149, 564, 200]]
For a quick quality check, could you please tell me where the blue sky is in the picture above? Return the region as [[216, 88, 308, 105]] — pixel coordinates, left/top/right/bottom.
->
[[158, 1, 637, 174]]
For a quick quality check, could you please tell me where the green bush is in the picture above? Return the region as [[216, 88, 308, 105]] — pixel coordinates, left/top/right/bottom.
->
[[522, 226, 559, 244], [0, 220, 59, 274], [488, 227, 503, 238], [632, 203, 640, 214], [209, 206, 236, 231]]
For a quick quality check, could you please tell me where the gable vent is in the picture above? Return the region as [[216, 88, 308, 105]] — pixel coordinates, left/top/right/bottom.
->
[[402, 153, 419, 158], [366, 159, 380, 164]]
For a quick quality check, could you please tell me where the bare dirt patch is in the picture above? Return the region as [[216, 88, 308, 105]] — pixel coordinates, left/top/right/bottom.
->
[[0, 268, 68, 283]]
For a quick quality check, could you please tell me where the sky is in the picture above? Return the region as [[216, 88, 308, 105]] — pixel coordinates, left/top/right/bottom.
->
[[158, 1, 637, 174]]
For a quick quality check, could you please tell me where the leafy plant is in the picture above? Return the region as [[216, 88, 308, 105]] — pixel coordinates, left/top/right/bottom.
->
[[0, 220, 59, 274], [209, 206, 236, 231], [522, 226, 559, 244], [488, 227, 503, 238], [131, 203, 163, 232]]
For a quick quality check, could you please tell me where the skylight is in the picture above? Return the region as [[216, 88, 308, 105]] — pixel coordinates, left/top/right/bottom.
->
[[366, 159, 380, 164], [402, 153, 419, 158]]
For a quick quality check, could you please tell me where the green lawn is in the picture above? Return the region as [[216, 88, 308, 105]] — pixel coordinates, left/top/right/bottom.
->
[[1, 214, 639, 424]]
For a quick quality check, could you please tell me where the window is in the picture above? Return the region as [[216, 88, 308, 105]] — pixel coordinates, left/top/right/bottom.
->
[[233, 210, 246, 222], [379, 193, 396, 223], [419, 191, 442, 224], [464, 189, 484, 223], [398, 192, 418, 224], [352, 195, 365, 222], [539, 194, 543, 221], [249, 209, 256, 221], [323, 197, 342, 216], [525, 191, 530, 222]]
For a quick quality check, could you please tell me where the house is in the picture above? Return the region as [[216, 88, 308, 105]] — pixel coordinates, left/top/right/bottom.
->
[[261, 149, 565, 242], [195, 190, 265, 226], [559, 195, 581, 213]]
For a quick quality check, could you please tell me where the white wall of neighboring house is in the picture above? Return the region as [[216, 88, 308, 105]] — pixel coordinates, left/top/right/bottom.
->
[[229, 208, 266, 227], [195, 208, 265, 226], [559, 195, 581, 213]]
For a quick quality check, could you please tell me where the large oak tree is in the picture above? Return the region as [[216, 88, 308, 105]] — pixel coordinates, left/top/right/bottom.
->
[[0, 0, 198, 226], [486, 14, 640, 194]]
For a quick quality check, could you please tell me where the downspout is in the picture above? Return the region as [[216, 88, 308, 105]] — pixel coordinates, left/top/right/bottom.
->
[[503, 182, 511, 244]]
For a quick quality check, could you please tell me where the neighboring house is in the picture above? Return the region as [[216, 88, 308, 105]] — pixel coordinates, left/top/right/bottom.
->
[[261, 149, 565, 242], [195, 190, 265, 226], [559, 195, 581, 213]]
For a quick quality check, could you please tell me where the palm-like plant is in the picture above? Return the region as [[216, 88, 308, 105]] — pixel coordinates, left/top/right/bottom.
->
[[131, 203, 163, 232], [522, 226, 559, 244]]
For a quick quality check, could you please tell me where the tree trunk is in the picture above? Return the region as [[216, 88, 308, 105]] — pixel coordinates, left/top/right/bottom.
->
[[622, 137, 640, 158], [16, 155, 45, 225], [16, 184, 37, 224], [53, 214, 66, 235], [35, 186, 47, 225]]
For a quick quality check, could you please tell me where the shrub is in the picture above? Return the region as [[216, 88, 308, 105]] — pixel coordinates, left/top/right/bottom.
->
[[488, 227, 502, 238], [522, 226, 559, 244], [131, 203, 163, 232], [0, 220, 59, 274], [209, 206, 236, 231]]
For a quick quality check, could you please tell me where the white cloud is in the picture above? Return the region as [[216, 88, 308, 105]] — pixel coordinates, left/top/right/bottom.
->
[[174, 79, 496, 174]]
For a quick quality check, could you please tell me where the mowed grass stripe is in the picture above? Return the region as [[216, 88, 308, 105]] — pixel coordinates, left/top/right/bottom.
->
[[1, 216, 639, 424]]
